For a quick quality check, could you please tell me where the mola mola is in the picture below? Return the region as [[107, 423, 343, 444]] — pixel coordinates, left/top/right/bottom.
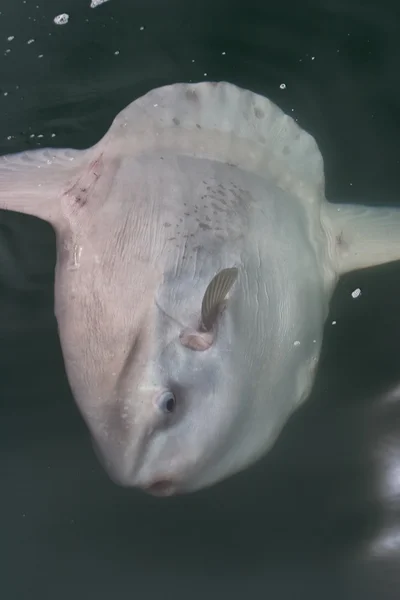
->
[[1, 82, 399, 496]]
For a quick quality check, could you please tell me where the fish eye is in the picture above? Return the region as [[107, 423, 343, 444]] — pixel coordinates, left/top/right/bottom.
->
[[158, 391, 176, 414]]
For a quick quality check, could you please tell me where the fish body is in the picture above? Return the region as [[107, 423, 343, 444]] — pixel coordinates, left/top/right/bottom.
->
[[1, 82, 399, 495]]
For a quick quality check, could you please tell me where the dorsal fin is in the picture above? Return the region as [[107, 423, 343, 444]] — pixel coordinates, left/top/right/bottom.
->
[[114, 81, 325, 203], [201, 267, 238, 331]]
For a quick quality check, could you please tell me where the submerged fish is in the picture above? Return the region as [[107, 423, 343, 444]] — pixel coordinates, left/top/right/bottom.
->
[[1, 82, 399, 496]]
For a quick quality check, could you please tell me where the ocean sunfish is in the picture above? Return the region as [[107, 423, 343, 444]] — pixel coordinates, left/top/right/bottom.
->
[[1, 82, 399, 497]]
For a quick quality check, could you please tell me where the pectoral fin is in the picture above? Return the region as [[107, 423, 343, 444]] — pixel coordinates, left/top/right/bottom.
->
[[180, 267, 238, 352], [201, 267, 239, 331]]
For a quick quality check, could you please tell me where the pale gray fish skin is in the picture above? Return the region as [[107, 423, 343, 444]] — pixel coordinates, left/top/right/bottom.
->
[[1, 81, 400, 496]]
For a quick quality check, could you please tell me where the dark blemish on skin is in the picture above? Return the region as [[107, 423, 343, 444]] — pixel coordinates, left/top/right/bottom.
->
[[205, 216, 211, 222], [164, 223, 172, 228], [231, 189, 242, 202], [199, 223, 211, 230], [184, 212, 190, 216], [63, 154, 104, 207], [89, 154, 103, 174], [196, 124, 201, 129], [173, 117, 180, 126], [179, 218, 183, 222], [336, 231, 345, 247], [217, 188, 226, 197], [254, 107, 264, 119], [168, 237, 176, 241], [186, 89, 199, 102], [74, 195, 87, 207]]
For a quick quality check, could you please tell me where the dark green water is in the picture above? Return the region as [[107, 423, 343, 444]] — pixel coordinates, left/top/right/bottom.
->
[[1, 1, 400, 598]]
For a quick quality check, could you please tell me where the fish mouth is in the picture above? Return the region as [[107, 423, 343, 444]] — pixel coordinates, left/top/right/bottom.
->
[[142, 479, 179, 497]]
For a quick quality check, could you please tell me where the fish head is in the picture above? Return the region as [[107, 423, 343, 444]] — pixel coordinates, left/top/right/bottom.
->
[[55, 263, 245, 497]]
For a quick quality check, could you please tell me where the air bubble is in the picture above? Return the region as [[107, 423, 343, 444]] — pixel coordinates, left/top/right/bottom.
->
[[54, 14, 69, 25], [90, 0, 110, 7]]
